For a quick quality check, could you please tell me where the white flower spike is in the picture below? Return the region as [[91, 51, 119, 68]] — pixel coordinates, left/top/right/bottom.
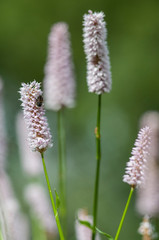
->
[[83, 10, 112, 94], [19, 80, 53, 153], [44, 22, 76, 111], [123, 126, 151, 187], [136, 111, 159, 216]]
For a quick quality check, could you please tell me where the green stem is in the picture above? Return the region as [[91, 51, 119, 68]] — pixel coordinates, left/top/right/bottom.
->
[[57, 110, 66, 230], [92, 94, 102, 240], [41, 153, 64, 240], [114, 187, 134, 240]]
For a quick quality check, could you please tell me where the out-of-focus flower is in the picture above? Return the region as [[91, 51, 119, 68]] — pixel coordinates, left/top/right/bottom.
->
[[44, 22, 76, 111], [16, 112, 43, 176], [123, 126, 151, 187], [0, 196, 7, 240], [19, 80, 52, 153], [136, 112, 159, 216], [0, 77, 7, 170], [83, 10, 112, 94], [0, 172, 29, 240], [24, 183, 57, 237], [138, 215, 157, 240], [75, 209, 100, 240]]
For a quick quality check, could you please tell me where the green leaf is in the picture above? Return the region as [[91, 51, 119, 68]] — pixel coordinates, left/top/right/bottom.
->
[[78, 219, 93, 230], [54, 189, 60, 209], [78, 219, 114, 240], [95, 227, 114, 240]]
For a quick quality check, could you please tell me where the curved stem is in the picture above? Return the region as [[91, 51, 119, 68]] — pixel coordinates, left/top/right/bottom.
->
[[41, 153, 64, 240], [114, 187, 134, 240], [58, 110, 66, 232], [92, 94, 102, 240]]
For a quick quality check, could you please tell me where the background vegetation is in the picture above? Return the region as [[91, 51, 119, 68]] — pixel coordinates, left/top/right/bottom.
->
[[0, 0, 159, 239]]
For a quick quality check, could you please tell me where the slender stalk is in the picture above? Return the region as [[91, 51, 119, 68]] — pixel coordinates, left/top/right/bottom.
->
[[41, 153, 64, 240], [57, 110, 66, 231], [92, 94, 102, 240], [114, 187, 134, 240]]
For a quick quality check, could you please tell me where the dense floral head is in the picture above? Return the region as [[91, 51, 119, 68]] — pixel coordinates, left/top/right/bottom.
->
[[83, 10, 112, 94], [44, 22, 76, 111], [136, 111, 159, 217], [19, 80, 53, 153], [123, 126, 151, 187]]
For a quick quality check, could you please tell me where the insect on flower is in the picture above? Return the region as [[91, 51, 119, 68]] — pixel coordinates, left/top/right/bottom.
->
[[35, 95, 43, 107], [19, 80, 53, 153]]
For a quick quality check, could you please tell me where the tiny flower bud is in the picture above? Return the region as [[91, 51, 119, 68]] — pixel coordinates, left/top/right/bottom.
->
[[138, 215, 156, 240]]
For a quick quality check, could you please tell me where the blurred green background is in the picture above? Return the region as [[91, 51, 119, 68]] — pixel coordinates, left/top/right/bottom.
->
[[1, 0, 159, 239]]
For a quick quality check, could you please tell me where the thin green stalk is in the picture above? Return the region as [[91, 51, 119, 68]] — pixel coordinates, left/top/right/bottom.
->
[[41, 153, 64, 240], [57, 110, 66, 231], [114, 187, 134, 240], [92, 94, 102, 240]]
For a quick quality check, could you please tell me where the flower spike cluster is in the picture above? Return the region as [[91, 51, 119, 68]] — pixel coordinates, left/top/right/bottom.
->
[[19, 80, 53, 153], [44, 22, 76, 111], [83, 10, 112, 94], [123, 126, 151, 187]]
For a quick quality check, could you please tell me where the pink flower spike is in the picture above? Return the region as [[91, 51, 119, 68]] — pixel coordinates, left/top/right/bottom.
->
[[44, 22, 76, 111], [123, 126, 151, 187], [83, 10, 112, 94], [136, 111, 159, 217], [19, 80, 53, 153]]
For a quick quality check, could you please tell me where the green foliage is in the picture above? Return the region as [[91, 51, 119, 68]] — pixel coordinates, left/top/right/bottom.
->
[[55, 189, 61, 210], [78, 219, 114, 240]]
